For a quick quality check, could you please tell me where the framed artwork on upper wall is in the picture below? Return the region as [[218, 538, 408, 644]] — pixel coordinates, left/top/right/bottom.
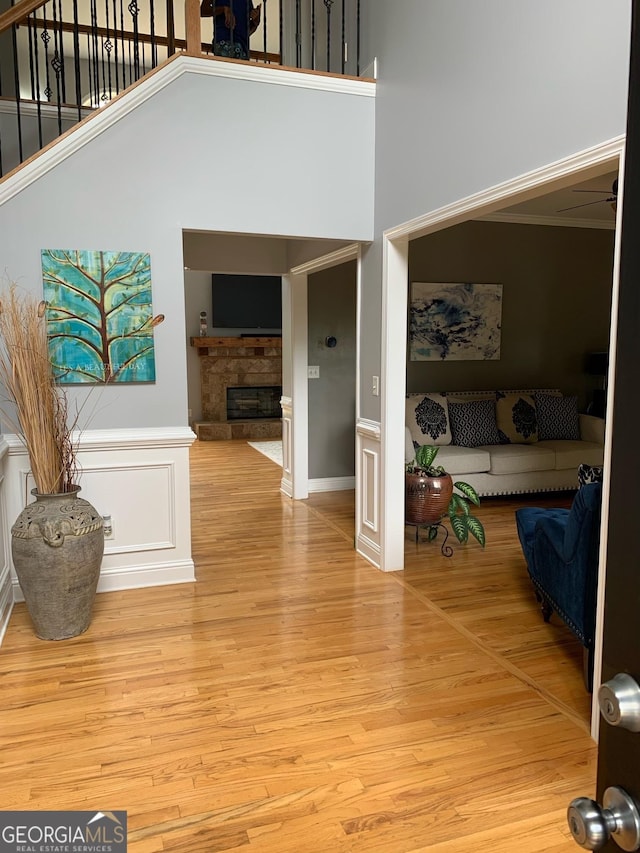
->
[[409, 281, 502, 361], [42, 249, 163, 384]]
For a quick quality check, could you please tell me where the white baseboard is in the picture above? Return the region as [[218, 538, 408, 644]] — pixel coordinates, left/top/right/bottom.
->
[[308, 476, 355, 493], [356, 532, 381, 568], [280, 476, 293, 497], [0, 581, 13, 646], [12, 560, 196, 601]]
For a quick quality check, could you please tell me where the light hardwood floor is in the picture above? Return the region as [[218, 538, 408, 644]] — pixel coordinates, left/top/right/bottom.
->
[[0, 439, 596, 852]]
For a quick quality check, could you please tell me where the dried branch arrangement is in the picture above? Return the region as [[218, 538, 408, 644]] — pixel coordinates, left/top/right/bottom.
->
[[0, 285, 77, 494]]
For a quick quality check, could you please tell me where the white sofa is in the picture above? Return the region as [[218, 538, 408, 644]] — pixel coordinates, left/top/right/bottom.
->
[[405, 389, 605, 496]]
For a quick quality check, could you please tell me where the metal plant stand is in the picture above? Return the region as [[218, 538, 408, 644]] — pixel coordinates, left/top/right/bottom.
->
[[406, 520, 454, 557]]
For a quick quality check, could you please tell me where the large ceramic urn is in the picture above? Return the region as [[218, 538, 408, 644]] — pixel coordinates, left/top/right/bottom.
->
[[11, 487, 104, 640], [405, 471, 454, 526]]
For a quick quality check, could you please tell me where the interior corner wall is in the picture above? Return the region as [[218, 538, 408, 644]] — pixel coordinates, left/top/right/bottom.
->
[[308, 261, 357, 479], [406, 222, 614, 410], [184, 270, 213, 424]]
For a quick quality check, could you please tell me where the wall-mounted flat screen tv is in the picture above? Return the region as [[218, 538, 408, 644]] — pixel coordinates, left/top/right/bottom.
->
[[211, 274, 282, 330]]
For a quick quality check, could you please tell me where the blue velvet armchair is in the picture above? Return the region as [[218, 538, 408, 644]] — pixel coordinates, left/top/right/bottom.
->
[[515, 482, 602, 690]]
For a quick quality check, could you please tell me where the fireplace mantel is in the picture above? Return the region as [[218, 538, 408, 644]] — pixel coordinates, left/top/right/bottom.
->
[[191, 337, 283, 441], [190, 336, 283, 356]]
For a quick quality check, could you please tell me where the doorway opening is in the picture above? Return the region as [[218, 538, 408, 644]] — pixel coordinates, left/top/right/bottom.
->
[[381, 139, 624, 736]]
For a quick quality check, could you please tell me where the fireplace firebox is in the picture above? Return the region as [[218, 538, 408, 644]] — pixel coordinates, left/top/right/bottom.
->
[[226, 386, 282, 420]]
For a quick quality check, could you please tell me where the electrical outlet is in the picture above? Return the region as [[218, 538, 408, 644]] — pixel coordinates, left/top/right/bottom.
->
[[308, 365, 320, 379], [103, 515, 114, 539]]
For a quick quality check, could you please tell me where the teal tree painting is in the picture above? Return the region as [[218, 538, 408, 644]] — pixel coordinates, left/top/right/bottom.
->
[[42, 249, 163, 384]]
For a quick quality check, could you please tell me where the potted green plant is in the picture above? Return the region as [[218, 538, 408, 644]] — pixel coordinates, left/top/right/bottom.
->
[[0, 284, 104, 640], [406, 444, 486, 547]]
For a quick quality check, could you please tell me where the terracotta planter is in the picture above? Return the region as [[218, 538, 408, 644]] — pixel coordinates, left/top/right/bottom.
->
[[11, 487, 104, 640], [405, 471, 453, 526]]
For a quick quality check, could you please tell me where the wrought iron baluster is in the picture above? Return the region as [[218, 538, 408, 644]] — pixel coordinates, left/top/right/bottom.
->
[[129, 0, 140, 80], [104, 0, 114, 102], [11, 22, 24, 164], [149, 0, 157, 68], [27, 14, 36, 102], [41, 3, 53, 102], [99, 5, 108, 103], [262, 0, 267, 62], [246, 0, 250, 59], [120, 0, 127, 89], [295, 0, 301, 67], [112, 0, 121, 92], [57, 0, 67, 103], [356, 0, 360, 75], [278, 0, 282, 66], [90, 0, 100, 105], [50, 0, 64, 129], [326, 0, 334, 71], [311, 0, 315, 69], [72, 0, 82, 121], [324, 0, 332, 72], [30, 10, 44, 147], [340, 0, 345, 74]]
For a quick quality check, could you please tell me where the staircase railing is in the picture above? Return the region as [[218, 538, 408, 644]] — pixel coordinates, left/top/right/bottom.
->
[[0, 0, 363, 180]]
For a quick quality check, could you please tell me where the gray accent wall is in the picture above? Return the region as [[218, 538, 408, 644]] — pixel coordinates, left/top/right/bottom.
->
[[407, 221, 614, 411], [358, 0, 632, 420], [308, 261, 357, 479]]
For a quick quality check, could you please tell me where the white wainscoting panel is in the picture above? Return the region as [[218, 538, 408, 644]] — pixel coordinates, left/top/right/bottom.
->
[[356, 419, 381, 567], [4, 427, 196, 600], [280, 397, 293, 497], [0, 440, 12, 645]]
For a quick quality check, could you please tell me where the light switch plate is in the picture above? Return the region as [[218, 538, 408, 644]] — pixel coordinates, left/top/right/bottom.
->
[[308, 365, 320, 379]]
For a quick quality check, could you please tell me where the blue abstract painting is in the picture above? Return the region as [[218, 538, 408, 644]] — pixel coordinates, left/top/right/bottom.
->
[[409, 282, 502, 361], [42, 249, 158, 384]]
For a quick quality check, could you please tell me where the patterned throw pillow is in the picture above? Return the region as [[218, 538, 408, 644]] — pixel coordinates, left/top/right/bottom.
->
[[448, 399, 502, 448], [405, 393, 452, 446], [578, 463, 604, 487], [495, 392, 538, 444], [535, 392, 580, 441]]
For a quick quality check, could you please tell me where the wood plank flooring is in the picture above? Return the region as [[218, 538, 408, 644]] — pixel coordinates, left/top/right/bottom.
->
[[0, 439, 597, 852]]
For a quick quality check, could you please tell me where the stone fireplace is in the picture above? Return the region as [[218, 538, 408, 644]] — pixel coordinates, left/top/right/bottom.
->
[[191, 336, 283, 440]]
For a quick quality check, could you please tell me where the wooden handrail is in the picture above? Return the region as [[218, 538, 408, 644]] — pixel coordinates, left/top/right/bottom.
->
[[0, 0, 47, 33]]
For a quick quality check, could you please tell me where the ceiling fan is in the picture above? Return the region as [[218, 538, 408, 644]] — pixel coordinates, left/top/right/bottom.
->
[[557, 178, 618, 214]]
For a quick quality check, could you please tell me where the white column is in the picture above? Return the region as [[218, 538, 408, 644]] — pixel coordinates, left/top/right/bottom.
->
[[281, 272, 309, 500], [380, 236, 409, 571]]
